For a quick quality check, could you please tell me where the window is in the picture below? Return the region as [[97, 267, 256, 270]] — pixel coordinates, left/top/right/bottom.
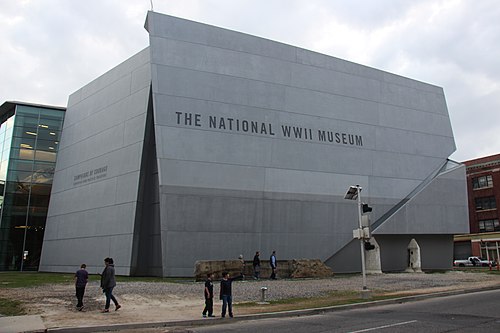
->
[[479, 219, 500, 232], [475, 196, 497, 211], [472, 175, 493, 189]]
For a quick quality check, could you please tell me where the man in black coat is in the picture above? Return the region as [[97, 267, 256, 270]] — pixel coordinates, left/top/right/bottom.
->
[[219, 271, 243, 318], [252, 251, 261, 280]]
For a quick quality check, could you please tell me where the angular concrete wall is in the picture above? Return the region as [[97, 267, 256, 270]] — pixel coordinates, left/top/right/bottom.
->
[[145, 12, 467, 276], [39, 49, 151, 275], [40, 12, 468, 276]]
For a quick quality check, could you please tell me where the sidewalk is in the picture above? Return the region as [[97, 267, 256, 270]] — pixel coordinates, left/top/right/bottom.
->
[[0, 315, 45, 333]]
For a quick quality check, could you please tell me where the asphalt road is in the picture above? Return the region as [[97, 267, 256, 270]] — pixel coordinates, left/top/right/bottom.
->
[[185, 289, 500, 333]]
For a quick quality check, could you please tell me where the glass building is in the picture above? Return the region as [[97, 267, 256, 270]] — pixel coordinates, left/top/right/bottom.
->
[[0, 101, 65, 271]]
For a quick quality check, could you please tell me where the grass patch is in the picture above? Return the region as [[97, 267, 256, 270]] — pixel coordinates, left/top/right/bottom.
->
[[0, 272, 75, 288], [236, 290, 410, 314], [0, 297, 26, 316], [0, 272, 195, 289]]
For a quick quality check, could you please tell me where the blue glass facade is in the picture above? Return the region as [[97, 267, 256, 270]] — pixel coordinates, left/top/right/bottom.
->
[[0, 102, 65, 271]]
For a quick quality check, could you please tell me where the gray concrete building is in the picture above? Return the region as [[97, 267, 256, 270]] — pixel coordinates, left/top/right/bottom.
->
[[39, 11, 468, 277]]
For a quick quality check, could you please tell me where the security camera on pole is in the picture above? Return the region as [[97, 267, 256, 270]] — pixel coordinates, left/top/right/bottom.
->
[[344, 185, 373, 299]]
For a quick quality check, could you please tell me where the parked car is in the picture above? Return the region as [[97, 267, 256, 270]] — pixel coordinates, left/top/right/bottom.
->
[[453, 256, 496, 267]]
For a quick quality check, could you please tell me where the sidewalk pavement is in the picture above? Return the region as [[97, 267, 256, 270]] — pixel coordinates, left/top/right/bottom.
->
[[3, 285, 500, 333], [0, 315, 45, 333]]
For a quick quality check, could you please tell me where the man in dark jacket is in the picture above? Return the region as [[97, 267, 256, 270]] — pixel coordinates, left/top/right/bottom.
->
[[202, 273, 215, 317], [219, 272, 243, 318], [100, 257, 121, 312], [252, 251, 261, 280], [74, 263, 88, 311]]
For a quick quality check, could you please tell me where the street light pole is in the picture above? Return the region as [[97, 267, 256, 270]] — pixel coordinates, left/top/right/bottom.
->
[[356, 186, 367, 290], [344, 185, 368, 291]]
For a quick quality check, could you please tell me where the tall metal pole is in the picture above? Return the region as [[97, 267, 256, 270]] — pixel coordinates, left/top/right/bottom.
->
[[356, 185, 367, 290], [496, 241, 499, 265]]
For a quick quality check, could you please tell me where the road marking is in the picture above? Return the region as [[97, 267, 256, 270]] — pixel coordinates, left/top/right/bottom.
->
[[349, 320, 418, 332]]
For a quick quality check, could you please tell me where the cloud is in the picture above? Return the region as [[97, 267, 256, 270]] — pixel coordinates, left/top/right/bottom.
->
[[0, 0, 499, 161]]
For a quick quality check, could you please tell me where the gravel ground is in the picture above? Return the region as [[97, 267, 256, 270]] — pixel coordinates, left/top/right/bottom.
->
[[20, 270, 496, 304], [110, 271, 500, 302], [2, 270, 499, 329]]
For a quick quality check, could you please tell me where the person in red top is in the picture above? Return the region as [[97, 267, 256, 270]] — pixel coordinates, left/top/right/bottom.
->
[[74, 263, 88, 311]]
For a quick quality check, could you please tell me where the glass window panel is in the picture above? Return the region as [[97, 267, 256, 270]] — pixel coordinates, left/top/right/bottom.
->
[[6, 116, 15, 129], [4, 125, 13, 137], [479, 219, 500, 232], [30, 184, 51, 196], [5, 181, 31, 194], [28, 206, 48, 217], [473, 175, 494, 189], [475, 196, 497, 210], [34, 150, 56, 163], [33, 162, 55, 171], [7, 170, 33, 183], [39, 109, 65, 119], [2, 147, 12, 161], [3, 193, 29, 206], [486, 222, 494, 231], [12, 126, 38, 139], [16, 106, 41, 117], [32, 170, 53, 184], [0, 161, 8, 180], [34, 138, 58, 152], [37, 118, 62, 130], [8, 159, 34, 172], [36, 129, 61, 142], [14, 114, 39, 127], [9, 148, 35, 161], [29, 194, 50, 207], [5, 206, 29, 219], [11, 137, 36, 150]]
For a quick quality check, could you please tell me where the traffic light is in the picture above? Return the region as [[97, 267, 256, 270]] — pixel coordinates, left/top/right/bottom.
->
[[364, 241, 375, 251], [362, 203, 372, 213]]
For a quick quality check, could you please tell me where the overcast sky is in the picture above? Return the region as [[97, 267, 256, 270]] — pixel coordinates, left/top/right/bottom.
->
[[1, 0, 498, 162]]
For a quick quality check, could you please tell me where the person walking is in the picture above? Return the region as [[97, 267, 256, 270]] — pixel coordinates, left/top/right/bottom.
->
[[202, 273, 215, 318], [100, 257, 121, 313], [252, 251, 261, 280], [270, 250, 277, 280], [219, 271, 243, 318], [74, 263, 88, 311]]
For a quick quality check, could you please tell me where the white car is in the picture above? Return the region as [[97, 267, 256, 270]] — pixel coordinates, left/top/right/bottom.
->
[[453, 256, 496, 267]]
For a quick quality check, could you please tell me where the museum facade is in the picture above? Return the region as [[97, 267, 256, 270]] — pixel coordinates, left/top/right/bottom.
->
[[39, 11, 468, 276]]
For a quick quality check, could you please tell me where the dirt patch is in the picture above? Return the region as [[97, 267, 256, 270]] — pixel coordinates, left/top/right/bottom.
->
[[0, 283, 204, 329]]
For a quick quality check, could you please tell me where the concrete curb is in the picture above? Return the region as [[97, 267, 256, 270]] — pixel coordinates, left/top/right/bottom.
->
[[44, 285, 500, 333]]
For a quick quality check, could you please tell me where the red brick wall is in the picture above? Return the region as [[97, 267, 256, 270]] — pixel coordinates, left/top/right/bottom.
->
[[465, 154, 500, 233]]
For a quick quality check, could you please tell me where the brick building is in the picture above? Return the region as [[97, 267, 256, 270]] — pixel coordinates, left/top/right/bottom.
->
[[454, 153, 500, 261]]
